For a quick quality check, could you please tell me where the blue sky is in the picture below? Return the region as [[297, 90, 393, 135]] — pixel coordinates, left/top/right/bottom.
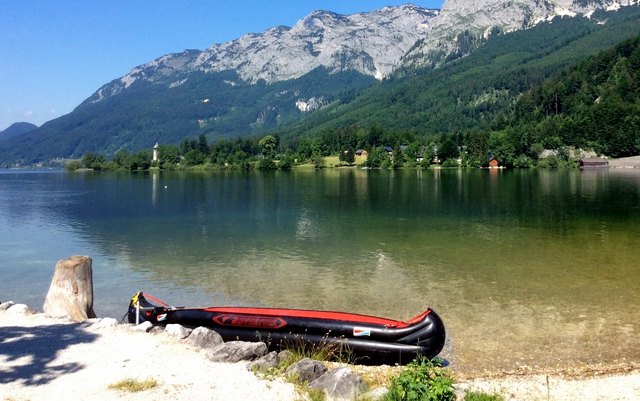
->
[[0, 1, 443, 131]]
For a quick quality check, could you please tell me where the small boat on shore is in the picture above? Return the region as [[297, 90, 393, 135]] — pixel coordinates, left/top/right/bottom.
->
[[127, 292, 446, 365]]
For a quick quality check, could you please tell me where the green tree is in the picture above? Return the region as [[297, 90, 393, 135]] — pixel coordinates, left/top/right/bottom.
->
[[279, 152, 295, 170], [82, 152, 106, 170], [465, 130, 489, 161], [257, 157, 277, 170], [392, 145, 405, 169], [113, 149, 130, 169], [339, 146, 356, 165], [425, 142, 437, 165], [158, 145, 179, 167], [438, 137, 459, 163], [488, 131, 516, 166], [405, 142, 421, 162], [229, 150, 251, 170], [82, 153, 97, 169], [197, 134, 209, 155], [365, 147, 389, 168], [311, 152, 325, 168], [130, 150, 151, 170], [179, 138, 197, 155], [65, 160, 81, 171], [184, 149, 206, 166], [259, 135, 278, 158], [367, 126, 384, 148]]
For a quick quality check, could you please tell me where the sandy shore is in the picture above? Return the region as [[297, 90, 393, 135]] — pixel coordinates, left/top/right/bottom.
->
[[1, 308, 296, 401], [2, 306, 640, 401]]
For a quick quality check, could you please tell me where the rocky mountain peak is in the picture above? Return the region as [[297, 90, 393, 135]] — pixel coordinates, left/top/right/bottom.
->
[[87, 5, 438, 103], [402, 0, 639, 68], [86, 0, 638, 105]]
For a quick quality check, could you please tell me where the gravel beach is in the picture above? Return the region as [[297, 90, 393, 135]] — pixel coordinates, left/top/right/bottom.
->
[[2, 306, 640, 401], [1, 308, 295, 401]]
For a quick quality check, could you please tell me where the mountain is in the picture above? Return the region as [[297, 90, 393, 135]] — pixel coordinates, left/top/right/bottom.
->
[[87, 4, 438, 103], [0, 122, 37, 141], [1, 0, 639, 166], [402, 0, 639, 68], [279, 5, 640, 139]]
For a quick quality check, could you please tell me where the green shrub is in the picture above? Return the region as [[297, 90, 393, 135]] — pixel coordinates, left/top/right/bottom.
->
[[65, 160, 81, 171], [279, 153, 295, 170], [513, 154, 534, 168], [312, 152, 325, 168], [442, 158, 459, 168], [258, 157, 277, 170], [538, 155, 559, 168], [383, 358, 455, 401]]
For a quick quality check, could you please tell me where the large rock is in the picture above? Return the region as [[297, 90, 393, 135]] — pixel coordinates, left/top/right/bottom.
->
[[364, 386, 389, 401], [165, 323, 192, 339], [130, 321, 154, 332], [187, 326, 224, 349], [0, 301, 15, 311], [247, 351, 279, 372], [248, 349, 293, 372], [149, 325, 165, 335], [309, 367, 367, 401], [206, 341, 268, 363], [6, 304, 31, 314], [43, 256, 96, 322], [285, 358, 327, 383]]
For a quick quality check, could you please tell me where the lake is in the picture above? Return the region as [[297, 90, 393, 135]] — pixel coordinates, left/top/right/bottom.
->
[[1, 168, 639, 375]]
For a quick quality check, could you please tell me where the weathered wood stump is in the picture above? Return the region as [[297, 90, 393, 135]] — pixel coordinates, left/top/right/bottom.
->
[[43, 255, 97, 322]]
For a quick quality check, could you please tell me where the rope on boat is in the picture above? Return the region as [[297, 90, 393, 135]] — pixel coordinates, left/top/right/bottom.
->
[[129, 291, 171, 325]]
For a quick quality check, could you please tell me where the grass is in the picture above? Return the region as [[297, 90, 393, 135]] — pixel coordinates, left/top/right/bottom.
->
[[291, 155, 367, 168], [107, 378, 158, 392], [253, 343, 504, 401], [463, 391, 505, 401], [256, 335, 354, 380], [324, 156, 341, 167], [323, 155, 368, 167], [252, 337, 357, 401]]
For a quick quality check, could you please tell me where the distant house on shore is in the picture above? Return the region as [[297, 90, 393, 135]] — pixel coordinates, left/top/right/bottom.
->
[[488, 157, 500, 168], [355, 149, 368, 157], [579, 158, 608, 168]]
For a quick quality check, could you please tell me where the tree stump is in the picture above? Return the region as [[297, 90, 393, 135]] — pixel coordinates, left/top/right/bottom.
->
[[43, 255, 97, 322]]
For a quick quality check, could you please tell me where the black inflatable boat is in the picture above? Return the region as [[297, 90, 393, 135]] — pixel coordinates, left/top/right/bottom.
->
[[127, 292, 445, 365]]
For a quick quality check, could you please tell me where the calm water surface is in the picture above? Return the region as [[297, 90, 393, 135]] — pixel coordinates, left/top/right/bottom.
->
[[1, 168, 639, 374]]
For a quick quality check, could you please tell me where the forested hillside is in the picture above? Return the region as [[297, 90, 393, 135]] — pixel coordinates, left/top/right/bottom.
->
[[281, 6, 640, 147], [0, 122, 37, 140], [0, 69, 374, 165], [65, 32, 640, 172], [506, 35, 640, 158]]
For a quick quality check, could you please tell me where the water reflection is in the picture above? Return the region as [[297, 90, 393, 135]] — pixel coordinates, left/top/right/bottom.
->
[[1, 168, 640, 374]]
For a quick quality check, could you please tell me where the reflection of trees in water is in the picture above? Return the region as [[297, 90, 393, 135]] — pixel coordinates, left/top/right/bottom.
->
[[39, 169, 640, 373]]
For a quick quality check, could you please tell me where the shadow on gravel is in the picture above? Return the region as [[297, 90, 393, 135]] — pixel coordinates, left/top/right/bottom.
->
[[0, 322, 98, 385]]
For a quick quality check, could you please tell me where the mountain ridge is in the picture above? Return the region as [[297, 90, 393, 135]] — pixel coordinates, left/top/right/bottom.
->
[[86, 4, 439, 105], [0, 122, 38, 140], [1, 0, 639, 165]]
